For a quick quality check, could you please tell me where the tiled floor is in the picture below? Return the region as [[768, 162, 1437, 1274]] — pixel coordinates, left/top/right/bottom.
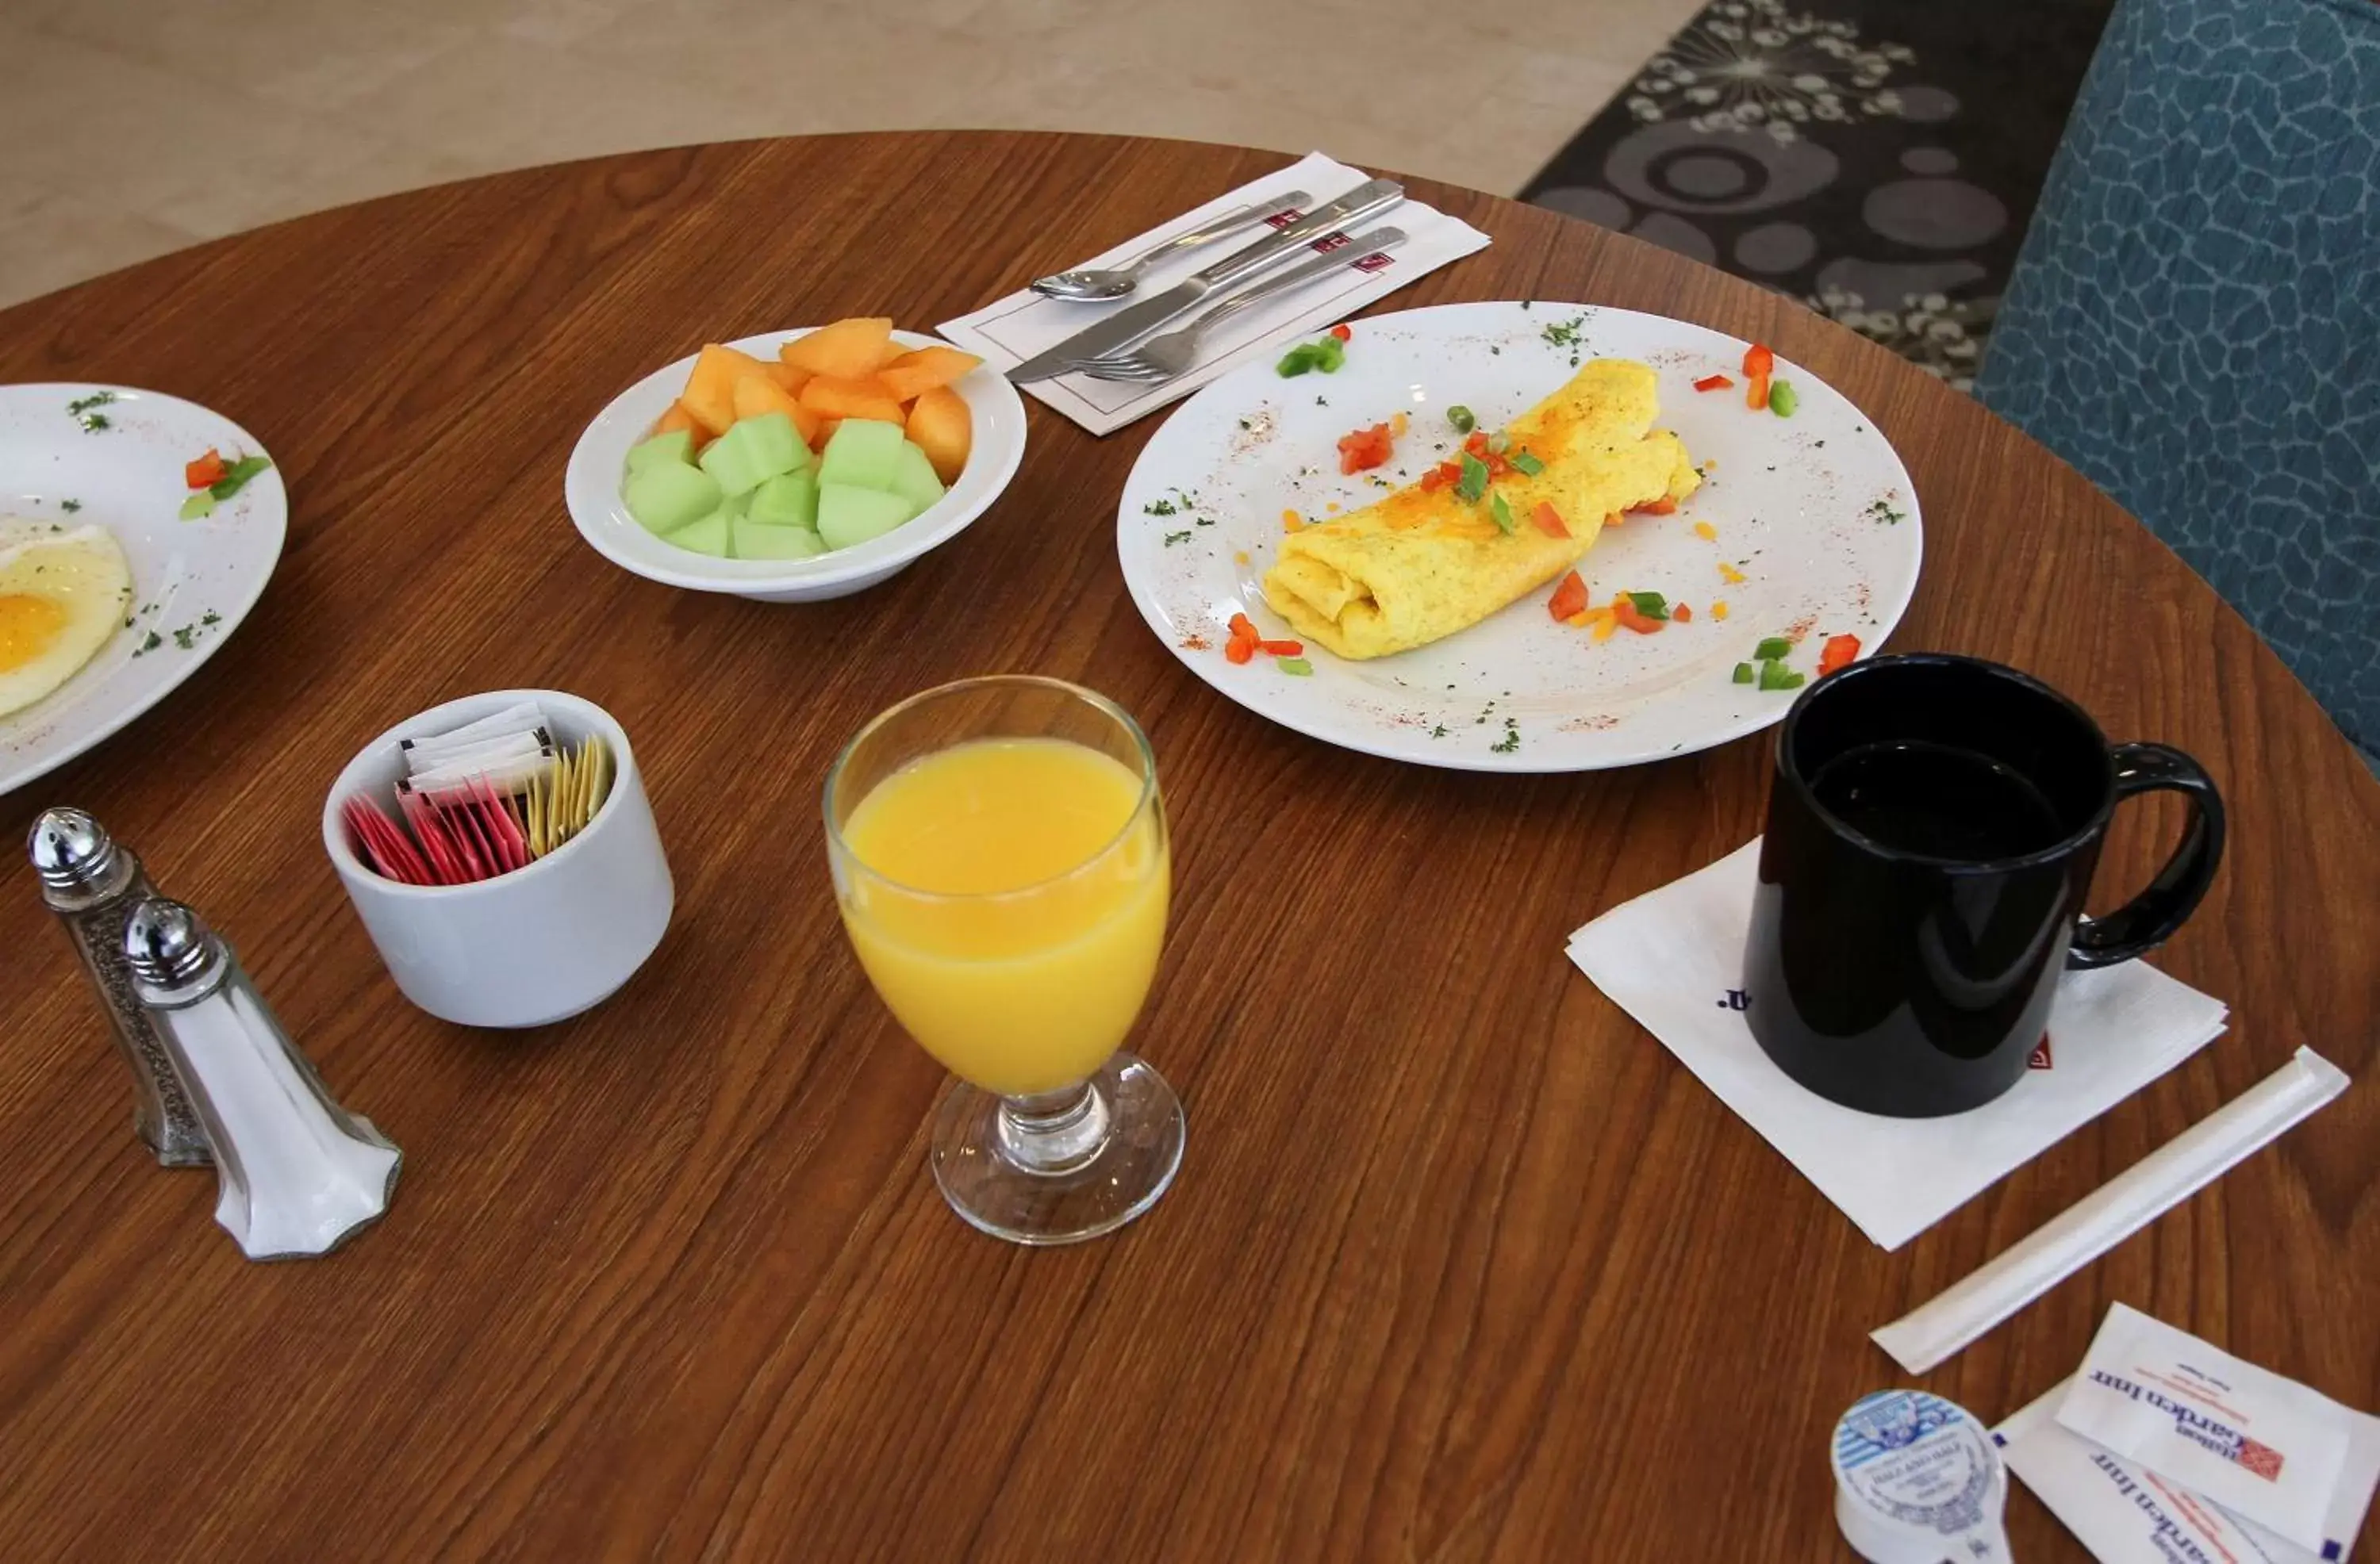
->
[[0, 0, 1699, 310]]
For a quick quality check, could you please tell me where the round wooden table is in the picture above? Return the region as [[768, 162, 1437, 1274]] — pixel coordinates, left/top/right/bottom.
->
[[2, 132, 2374, 1562]]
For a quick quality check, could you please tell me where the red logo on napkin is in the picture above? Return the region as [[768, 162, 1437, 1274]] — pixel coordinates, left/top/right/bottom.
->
[[2029, 1033, 2054, 1070], [2236, 1437, 2285, 1482]]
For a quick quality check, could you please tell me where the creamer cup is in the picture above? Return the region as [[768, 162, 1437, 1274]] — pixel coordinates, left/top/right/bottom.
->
[[1832, 1390, 2011, 1562]]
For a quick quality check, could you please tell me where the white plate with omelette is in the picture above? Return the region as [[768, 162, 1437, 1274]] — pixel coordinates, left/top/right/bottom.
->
[[1115, 301, 1923, 772], [0, 384, 285, 795]]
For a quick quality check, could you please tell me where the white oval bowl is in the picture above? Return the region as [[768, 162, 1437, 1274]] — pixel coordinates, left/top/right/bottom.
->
[[566, 328, 1027, 603]]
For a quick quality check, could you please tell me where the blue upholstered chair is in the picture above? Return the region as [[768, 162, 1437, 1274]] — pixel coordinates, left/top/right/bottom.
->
[[1974, 0, 2380, 759]]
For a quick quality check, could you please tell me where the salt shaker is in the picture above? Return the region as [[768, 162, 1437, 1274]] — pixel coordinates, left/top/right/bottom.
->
[[121, 899, 401, 1260], [28, 808, 212, 1167]]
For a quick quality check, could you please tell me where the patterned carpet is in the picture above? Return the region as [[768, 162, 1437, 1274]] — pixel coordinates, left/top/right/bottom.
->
[[1523, 0, 2114, 390]]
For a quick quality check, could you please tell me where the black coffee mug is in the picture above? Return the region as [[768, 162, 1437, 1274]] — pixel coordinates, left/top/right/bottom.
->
[[1744, 654, 2225, 1117]]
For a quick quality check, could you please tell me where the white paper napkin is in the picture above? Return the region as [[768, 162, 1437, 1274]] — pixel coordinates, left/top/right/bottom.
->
[[937, 151, 1490, 435], [1565, 840, 2230, 1251]]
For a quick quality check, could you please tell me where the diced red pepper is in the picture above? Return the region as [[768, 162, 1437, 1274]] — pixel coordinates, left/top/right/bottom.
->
[[1818, 633, 1861, 677], [1692, 374, 1734, 393], [1671, 603, 1693, 623], [1742, 343, 1774, 380], [1328, 323, 1352, 343], [1530, 501, 1568, 539], [1224, 638, 1255, 665], [1418, 465, 1454, 493], [1335, 421, 1395, 475], [186, 448, 226, 489], [1547, 570, 1589, 621], [1611, 595, 1665, 634], [1229, 613, 1259, 642], [1257, 639, 1304, 657], [1630, 496, 1678, 516], [1747, 372, 1771, 412], [1464, 431, 1490, 458]]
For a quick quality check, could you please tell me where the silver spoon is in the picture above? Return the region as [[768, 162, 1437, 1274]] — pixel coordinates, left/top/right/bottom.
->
[[1030, 190, 1312, 302]]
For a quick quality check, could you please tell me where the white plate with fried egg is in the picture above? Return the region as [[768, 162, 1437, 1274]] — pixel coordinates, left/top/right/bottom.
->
[[0, 384, 285, 795]]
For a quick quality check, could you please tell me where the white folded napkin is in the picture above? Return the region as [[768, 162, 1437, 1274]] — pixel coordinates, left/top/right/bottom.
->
[[937, 151, 1490, 435], [1565, 840, 2230, 1251]]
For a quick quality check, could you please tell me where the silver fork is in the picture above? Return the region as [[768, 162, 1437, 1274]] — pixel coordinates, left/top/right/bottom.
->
[[1073, 227, 1409, 383], [1030, 190, 1313, 301]]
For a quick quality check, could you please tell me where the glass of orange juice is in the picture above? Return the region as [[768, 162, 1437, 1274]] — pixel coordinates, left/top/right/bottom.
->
[[825, 676, 1184, 1244]]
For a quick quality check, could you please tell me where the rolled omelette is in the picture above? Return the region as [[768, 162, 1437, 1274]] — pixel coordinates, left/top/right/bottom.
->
[[1261, 358, 1699, 660]]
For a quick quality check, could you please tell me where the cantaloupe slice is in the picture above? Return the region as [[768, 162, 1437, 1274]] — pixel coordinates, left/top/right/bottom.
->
[[682, 343, 770, 435], [763, 359, 812, 396], [877, 345, 984, 403], [653, 401, 708, 450], [905, 385, 973, 483], [811, 416, 841, 451], [780, 318, 895, 379], [798, 374, 908, 425], [732, 374, 824, 444]]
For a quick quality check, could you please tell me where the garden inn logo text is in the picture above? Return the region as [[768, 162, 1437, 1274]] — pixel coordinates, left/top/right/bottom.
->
[[2085, 1370, 2288, 1482]]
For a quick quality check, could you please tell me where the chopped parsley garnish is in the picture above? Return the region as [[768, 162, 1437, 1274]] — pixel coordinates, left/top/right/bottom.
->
[[1866, 499, 1906, 525], [200, 611, 221, 627], [1430, 724, 1449, 738], [1491, 718, 1522, 754], [60, 498, 80, 512], [1162, 529, 1192, 546], [132, 631, 162, 657], [1142, 498, 1177, 516], [171, 626, 198, 650], [1541, 314, 1587, 348], [67, 392, 116, 415]]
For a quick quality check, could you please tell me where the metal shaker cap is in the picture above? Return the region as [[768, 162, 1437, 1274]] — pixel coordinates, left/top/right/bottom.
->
[[123, 899, 219, 986], [28, 807, 117, 890]]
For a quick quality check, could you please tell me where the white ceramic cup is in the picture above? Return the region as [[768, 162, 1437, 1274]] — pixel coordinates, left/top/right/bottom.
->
[[321, 689, 673, 1028]]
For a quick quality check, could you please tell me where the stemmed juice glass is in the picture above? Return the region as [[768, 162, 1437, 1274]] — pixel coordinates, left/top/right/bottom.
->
[[824, 676, 1185, 1244]]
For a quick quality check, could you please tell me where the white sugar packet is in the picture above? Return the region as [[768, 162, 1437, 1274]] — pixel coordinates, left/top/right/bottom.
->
[[1998, 1379, 2309, 1563], [1565, 840, 2229, 1250], [2056, 1303, 2380, 1555], [938, 151, 1489, 435]]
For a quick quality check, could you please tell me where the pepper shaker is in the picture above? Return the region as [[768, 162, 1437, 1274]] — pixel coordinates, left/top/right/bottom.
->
[[28, 808, 212, 1166], [122, 899, 401, 1260]]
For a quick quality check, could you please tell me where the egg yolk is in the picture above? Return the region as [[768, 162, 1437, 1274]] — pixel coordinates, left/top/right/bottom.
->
[[0, 593, 67, 673]]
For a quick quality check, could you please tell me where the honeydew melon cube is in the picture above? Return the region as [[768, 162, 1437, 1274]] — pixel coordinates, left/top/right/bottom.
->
[[748, 469, 818, 531], [624, 461, 722, 536], [816, 483, 916, 550], [733, 517, 827, 560], [888, 439, 946, 516], [816, 419, 908, 491], [666, 508, 732, 558], [627, 429, 697, 473], [698, 412, 806, 496]]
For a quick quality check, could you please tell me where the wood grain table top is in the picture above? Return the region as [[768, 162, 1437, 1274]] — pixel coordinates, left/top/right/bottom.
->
[[1, 131, 2373, 1563]]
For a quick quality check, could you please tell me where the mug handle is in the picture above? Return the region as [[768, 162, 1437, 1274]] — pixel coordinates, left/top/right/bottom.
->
[[2068, 742, 2226, 969]]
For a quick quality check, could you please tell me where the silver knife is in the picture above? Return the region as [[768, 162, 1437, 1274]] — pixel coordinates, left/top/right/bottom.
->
[[1005, 178, 1405, 383]]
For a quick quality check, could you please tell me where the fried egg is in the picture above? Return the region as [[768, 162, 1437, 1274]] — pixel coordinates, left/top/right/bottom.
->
[[0, 519, 133, 721]]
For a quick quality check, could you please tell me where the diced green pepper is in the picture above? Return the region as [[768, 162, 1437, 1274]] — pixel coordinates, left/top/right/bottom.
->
[[1768, 380, 1798, 418], [1627, 590, 1669, 619], [1753, 636, 1792, 661], [1276, 657, 1313, 677], [1733, 662, 1755, 684], [1446, 404, 1476, 434], [1757, 657, 1804, 692], [1508, 450, 1545, 476], [1489, 493, 1517, 534], [1454, 453, 1491, 503]]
